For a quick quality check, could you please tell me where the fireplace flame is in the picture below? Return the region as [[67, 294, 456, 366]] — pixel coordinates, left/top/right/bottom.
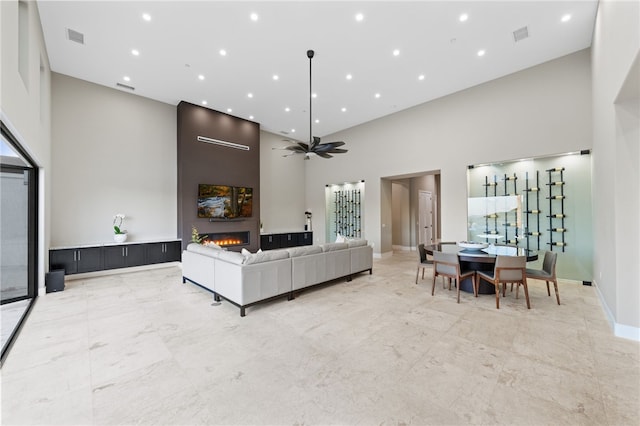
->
[[203, 238, 243, 247]]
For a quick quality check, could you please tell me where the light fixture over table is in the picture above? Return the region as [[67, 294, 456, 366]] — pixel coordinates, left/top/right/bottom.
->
[[281, 50, 348, 160]]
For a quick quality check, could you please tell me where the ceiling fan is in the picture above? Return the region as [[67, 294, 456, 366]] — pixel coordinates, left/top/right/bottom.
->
[[280, 50, 348, 160]]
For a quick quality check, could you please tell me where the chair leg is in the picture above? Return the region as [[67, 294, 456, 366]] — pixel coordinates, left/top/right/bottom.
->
[[523, 280, 531, 309], [456, 282, 460, 303], [495, 283, 500, 309], [473, 275, 478, 297], [502, 282, 507, 297], [546, 281, 551, 296], [422, 268, 425, 279], [432, 270, 437, 296], [515, 283, 520, 299], [553, 280, 560, 305], [415, 267, 420, 284]]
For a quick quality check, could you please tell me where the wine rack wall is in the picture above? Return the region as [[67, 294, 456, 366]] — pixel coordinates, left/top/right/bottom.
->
[[333, 189, 362, 239], [481, 167, 568, 252]]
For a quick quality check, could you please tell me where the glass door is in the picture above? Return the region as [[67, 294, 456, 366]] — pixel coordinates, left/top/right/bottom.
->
[[1, 121, 38, 364]]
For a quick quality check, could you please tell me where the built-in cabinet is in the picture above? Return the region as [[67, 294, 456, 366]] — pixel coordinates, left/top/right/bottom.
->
[[260, 232, 313, 250], [49, 240, 181, 275]]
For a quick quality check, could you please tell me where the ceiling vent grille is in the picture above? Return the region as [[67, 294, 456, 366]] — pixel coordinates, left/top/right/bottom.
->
[[66, 28, 85, 45], [116, 82, 135, 91], [513, 26, 529, 42]]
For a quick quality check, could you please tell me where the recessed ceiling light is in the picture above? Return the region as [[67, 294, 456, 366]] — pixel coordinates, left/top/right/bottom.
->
[[393, 49, 400, 56], [477, 49, 486, 57], [250, 13, 259, 21], [561, 14, 572, 23], [346, 74, 353, 80], [418, 74, 425, 80], [312, 93, 317, 98], [247, 93, 253, 98], [273, 75, 279, 81], [227, 108, 232, 113], [249, 115, 254, 120], [459, 13, 469, 22], [131, 49, 140, 56], [315, 119, 320, 123], [123, 76, 130, 82], [375, 93, 381, 98], [142, 13, 151, 22], [202, 100, 207, 105], [219, 49, 227, 56], [291, 129, 296, 133], [285, 107, 290, 112], [198, 74, 205, 80], [341, 107, 347, 112], [355, 13, 364, 22]]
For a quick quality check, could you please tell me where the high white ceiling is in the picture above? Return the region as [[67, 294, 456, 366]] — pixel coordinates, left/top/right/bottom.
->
[[37, 1, 598, 139]]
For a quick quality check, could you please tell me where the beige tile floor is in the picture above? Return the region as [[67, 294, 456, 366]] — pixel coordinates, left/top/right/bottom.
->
[[1, 251, 638, 425]]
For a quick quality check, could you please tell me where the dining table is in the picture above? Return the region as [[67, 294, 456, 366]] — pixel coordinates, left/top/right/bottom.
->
[[424, 242, 538, 294]]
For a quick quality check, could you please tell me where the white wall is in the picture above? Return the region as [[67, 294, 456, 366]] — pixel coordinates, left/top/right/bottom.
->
[[50, 73, 176, 247], [305, 49, 592, 257], [1, 0, 52, 285], [258, 130, 306, 234], [591, 0, 640, 336]]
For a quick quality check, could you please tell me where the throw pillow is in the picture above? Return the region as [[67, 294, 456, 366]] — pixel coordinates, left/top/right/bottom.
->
[[335, 233, 345, 243]]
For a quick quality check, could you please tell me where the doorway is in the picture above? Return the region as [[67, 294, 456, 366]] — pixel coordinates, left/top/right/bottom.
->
[[418, 190, 435, 245]]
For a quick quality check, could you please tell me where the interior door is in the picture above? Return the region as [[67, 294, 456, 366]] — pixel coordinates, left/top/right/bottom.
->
[[418, 190, 433, 245]]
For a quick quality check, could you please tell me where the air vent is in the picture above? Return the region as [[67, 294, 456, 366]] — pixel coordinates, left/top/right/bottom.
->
[[116, 82, 135, 91], [66, 28, 84, 45], [513, 26, 529, 42]]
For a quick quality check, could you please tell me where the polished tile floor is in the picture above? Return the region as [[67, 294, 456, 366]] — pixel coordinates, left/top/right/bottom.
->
[[1, 251, 638, 425]]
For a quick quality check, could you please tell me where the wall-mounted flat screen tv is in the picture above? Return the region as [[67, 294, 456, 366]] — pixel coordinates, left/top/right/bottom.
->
[[198, 184, 253, 219]]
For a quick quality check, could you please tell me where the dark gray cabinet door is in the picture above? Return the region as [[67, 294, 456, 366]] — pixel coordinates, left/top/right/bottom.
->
[[49, 249, 78, 274], [164, 241, 182, 262], [126, 244, 146, 266], [145, 243, 165, 264], [103, 246, 127, 270], [76, 247, 103, 273]]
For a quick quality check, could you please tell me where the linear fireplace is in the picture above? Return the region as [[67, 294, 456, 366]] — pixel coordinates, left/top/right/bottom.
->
[[200, 231, 250, 248]]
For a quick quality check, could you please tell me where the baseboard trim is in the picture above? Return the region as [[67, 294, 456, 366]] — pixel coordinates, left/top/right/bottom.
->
[[593, 279, 640, 341], [392, 245, 413, 251], [57, 262, 181, 283]]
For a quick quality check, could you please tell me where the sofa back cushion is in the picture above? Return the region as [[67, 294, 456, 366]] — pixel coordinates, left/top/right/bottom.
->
[[186, 243, 224, 258], [320, 242, 349, 252], [286, 245, 323, 258], [217, 250, 246, 264], [347, 239, 368, 248], [243, 249, 290, 265]]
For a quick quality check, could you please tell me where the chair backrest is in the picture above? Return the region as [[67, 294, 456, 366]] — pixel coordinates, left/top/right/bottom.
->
[[433, 250, 459, 276], [495, 255, 526, 281], [542, 251, 557, 276], [417, 244, 427, 263]]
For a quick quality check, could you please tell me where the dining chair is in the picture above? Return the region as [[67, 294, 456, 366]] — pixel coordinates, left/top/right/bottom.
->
[[415, 243, 432, 284], [432, 250, 476, 303], [476, 255, 529, 309], [525, 251, 560, 305]]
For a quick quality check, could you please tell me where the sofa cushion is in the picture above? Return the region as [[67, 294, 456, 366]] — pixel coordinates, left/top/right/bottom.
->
[[187, 243, 223, 258], [320, 242, 349, 252], [241, 248, 262, 257], [217, 250, 246, 265], [243, 249, 290, 265], [286, 245, 323, 258], [347, 239, 368, 248]]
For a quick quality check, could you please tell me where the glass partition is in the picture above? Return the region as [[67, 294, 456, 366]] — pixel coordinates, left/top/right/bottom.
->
[[467, 151, 592, 282]]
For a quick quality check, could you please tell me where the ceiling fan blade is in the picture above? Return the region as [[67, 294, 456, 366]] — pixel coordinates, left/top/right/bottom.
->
[[315, 152, 333, 159], [326, 141, 345, 147], [327, 148, 348, 154], [285, 145, 306, 153], [297, 142, 310, 151]]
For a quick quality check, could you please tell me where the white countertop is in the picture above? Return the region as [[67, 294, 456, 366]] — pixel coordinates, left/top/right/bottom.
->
[[50, 238, 182, 250]]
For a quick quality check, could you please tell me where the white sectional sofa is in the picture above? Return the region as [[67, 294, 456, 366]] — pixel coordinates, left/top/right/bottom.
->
[[182, 240, 373, 316]]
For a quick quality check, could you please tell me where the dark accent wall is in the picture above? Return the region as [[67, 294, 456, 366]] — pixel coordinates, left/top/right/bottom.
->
[[177, 101, 260, 252]]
